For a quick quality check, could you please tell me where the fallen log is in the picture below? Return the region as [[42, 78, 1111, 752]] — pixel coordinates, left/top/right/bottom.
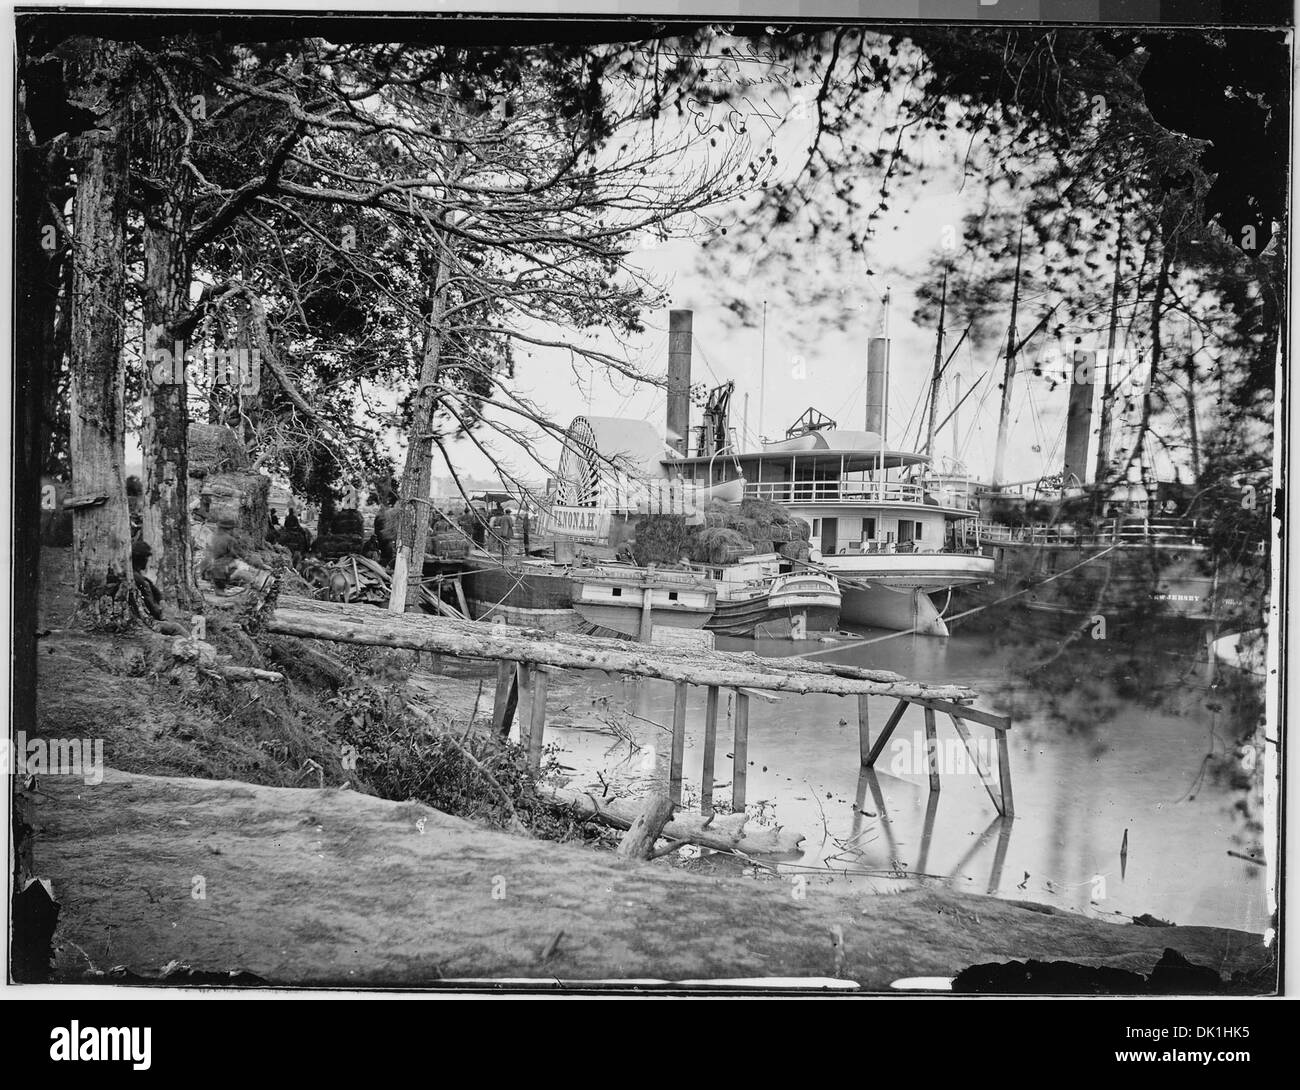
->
[[208, 664, 284, 683], [264, 637, 352, 690], [168, 637, 283, 684], [616, 791, 675, 860], [540, 784, 805, 856], [266, 596, 978, 701]]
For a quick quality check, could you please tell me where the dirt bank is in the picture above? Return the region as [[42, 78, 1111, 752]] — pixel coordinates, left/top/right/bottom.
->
[[25, 770, 1270, 990]]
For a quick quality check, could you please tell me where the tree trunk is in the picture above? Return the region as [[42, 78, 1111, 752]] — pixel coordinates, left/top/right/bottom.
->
[[389, 251, 448, 614], [140, 65, 198, 611], [615, 791, 675, 859], [67, 39, 136, 628], [15, 105, 64, 730]]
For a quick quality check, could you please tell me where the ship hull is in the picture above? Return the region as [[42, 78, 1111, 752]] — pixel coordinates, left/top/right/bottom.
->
[[820, 553, 992, 635], [459, 560, 583, 632], [840, 584, 951, 636], [570, 574, 716, 639]]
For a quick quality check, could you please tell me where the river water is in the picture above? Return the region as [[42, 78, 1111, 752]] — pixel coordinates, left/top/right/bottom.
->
[[530, 623, 1271, 934]]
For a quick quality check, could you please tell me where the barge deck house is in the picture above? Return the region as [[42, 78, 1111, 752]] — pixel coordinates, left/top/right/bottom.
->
[[664, 412, 994, 636]]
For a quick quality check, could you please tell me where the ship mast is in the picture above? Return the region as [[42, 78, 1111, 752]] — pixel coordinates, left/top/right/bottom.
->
[[990, 225, 1024, 488], [1094, 214, 1124, 490], [924, 269, 948, 460]]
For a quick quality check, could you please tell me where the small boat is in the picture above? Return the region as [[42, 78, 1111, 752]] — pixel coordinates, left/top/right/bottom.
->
[[570, 565, 717, 639], [697, 554, 841, 639]]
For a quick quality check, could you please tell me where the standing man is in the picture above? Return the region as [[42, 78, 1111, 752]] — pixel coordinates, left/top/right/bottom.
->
[[519, 506, 532, 554]]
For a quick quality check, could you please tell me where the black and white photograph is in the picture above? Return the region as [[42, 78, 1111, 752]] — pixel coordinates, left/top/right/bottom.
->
[[6, 1, 1292, 1012]]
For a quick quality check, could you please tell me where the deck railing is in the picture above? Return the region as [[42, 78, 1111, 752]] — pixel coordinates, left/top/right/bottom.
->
[[744, 480, 929, 505], [969, 517, 1204, 547]]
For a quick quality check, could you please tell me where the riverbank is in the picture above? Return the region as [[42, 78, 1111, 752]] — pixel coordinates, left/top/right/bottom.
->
[[21, 769, 1272, 990]]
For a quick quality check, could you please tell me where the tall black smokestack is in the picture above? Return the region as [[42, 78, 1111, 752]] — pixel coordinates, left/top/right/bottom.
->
[[1063, 350, 1096, 489], [865, 337, 889, 440], [667, 309, 692, 456]]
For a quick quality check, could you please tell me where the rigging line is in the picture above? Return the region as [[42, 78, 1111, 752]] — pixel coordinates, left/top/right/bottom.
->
[[952, 337, 980, 463], [834, 372, 870, 424], [1009, 376, 1035, 455], [691, 333, 725, 387], [1023, 370, 1048, 460], [1043, 411, 1068, 475], [959, 363, 999, 463], [898, 378, 927, 453]]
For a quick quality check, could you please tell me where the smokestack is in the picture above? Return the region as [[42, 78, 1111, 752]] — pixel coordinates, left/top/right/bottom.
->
[[1062, 350, 1096, 489], [865, 337, 889, 441], [667, 309, 692, 456]]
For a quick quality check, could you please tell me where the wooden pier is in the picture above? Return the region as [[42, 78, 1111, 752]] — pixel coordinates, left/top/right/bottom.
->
[[266, 595, 1015, 819]]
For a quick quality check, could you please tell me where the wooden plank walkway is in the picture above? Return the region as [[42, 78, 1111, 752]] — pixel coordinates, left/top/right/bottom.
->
[[265, 595, 1015, 818]]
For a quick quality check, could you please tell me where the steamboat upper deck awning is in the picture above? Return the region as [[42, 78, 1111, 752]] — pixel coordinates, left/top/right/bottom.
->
[[664, 429, 929, 476]]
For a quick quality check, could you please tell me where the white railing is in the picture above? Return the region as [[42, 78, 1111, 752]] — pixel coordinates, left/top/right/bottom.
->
[[744, 481, 928, 505], [968, 518, 1204, 547], [824, 540, 931, 556]]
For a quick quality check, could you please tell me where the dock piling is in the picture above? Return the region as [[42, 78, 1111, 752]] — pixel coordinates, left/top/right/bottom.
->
[[669, 681, 688, 806], [491, 659, 516, 737], [701, 685, 720, 814], [527, 666, 549, 771], [997, 729, 1016, 818], [923, 705, 941, 792], [857, 694, 871, 765], [732, 690, 750, 810]]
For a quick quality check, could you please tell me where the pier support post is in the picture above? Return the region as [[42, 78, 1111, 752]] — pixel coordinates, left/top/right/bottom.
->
[[923, 705, 941, 792], [948, 713, 1005, 815], [732, 690, 750, 810], [669, 681, 688, 807], [516, 663, 548, 770], [863, 699, 909, 768], [515, 663, 532, 746], [996, 727, 1015, 818], [857, 694, 871, 765], [701, 685, 720, 814], [491, 659, 517, 738], [527, 666, 549, 772]]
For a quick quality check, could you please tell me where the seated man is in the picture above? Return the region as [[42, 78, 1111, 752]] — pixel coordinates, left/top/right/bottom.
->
[[131, 538, 164, 620], [203, 517, 271, 593]]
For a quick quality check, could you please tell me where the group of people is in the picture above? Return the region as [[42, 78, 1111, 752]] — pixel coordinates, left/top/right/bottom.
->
[[263, 494, 536, 573], [454, 502, 531, 552]]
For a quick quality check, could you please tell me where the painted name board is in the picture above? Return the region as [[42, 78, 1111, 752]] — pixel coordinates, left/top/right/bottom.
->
[[548, 505, 612, 539]]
